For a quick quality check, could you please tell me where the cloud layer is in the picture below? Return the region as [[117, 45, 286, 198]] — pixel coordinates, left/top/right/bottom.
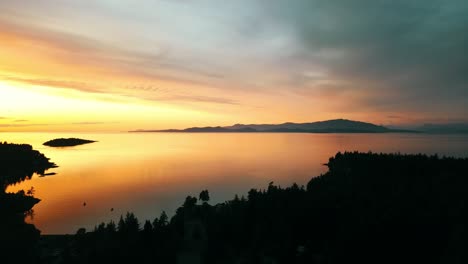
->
[[0, 0, 467, 127]]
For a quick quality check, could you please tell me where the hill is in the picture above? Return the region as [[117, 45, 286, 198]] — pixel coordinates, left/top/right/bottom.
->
[[131, 119, 414, 133]]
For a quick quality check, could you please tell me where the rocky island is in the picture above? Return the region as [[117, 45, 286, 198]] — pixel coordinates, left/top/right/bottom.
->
[[43, 138, 97, 147]]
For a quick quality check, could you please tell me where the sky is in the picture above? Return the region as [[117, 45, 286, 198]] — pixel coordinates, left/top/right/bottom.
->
[[0, 0, 467, 132]]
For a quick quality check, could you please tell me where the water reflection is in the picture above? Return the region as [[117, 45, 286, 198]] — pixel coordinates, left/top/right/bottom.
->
[[4, 132, 468, 234]]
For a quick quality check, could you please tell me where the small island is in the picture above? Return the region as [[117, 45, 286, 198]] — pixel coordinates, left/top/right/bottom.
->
[[43, 138, 97, 147]]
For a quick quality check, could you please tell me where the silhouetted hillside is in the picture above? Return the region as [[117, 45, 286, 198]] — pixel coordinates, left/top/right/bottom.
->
[[0, 142, 57, 263], [0, 142, 57, 190], [43, 138, 96, 147], [228, 118, 389, 131], [52, 152, 468, 264], [131, 118, 415, 133]]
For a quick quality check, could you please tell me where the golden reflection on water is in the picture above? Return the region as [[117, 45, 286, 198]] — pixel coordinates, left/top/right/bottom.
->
[[3, 132, 468, 234]]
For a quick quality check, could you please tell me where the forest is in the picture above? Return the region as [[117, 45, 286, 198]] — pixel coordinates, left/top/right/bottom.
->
[[2, 142, 467, 264], [43, 152, 468, 264]]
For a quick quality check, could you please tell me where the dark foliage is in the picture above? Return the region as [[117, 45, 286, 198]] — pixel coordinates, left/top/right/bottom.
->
[[54, 152, 468, 264], [0, 142, 57, 190], [0, 142, 56, 264], [199, 190, 210, 203]]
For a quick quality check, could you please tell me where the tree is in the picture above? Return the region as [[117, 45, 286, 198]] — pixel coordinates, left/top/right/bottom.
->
[[94, 222, 106, 233], [124, 212, 140, 233], [26, 186, 35, 196], [154, 211, 169, 230], [106, 220, 116, 233], [118, 215, 126, 233], [183, 196, 198, 208], [159, 211, 168, 226], [199, 190, 210, 203], [152, 217, 160, 230], [143, 220, 153, 233], [76, 228, 86, 236]]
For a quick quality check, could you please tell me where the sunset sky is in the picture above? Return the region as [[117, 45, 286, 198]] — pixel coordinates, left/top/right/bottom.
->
[[1, 0, 467, 132]]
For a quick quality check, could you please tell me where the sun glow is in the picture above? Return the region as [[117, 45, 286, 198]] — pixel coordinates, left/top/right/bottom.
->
[[0, 81, 216, 132]]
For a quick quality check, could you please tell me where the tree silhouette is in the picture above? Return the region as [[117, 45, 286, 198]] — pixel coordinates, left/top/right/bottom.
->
[[143, 220, 153, 233], [117, 215, 125, 233], [0, 142, 56, 263], [125, 212, 140, 233], [199, 190, 210, 204], [183, 196, 198, 208], [106, 220, 116, 233], [48, 152, 468, 264], [159, 211, 168, 226]]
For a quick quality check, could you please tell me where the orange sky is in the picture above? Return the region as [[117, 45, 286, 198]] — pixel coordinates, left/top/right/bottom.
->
[[1, 1, 466, 132], [0, 20, 377, 132]]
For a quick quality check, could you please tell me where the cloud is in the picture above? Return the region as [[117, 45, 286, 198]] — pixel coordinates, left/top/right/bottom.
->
[[118, 90, 240, 105], [0, 121, 118, 128], [0, 17, 244, 107], [72, 121, 119, 125], [2, 74, 240, 106], [0, 0, 467, 123], [4, 76, 104, 94], [264, 0, 468, 112], [386, 115, 403, 120], [0, 16, 233, 90], [157, 95, 240, 105], [0, 123, 52, 128]]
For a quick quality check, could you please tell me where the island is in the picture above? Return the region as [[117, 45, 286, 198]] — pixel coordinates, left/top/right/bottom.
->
[[130, 118, 416, 133], [43, 138, 97, 147]]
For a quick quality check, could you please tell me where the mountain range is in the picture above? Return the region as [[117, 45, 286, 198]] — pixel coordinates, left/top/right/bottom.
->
[[130, 119, 415, 133]]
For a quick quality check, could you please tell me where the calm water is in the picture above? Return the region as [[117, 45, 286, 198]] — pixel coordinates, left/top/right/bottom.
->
[[3, 132, 468, 234]]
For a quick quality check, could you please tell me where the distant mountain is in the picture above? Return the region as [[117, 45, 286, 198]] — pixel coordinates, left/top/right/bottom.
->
[[417, 123, 468, 134], [130, 119, 415, 133], [226, 119, 390, 132]]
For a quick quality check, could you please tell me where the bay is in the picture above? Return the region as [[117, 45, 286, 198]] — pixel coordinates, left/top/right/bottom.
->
[[3, 132, 468, 234]]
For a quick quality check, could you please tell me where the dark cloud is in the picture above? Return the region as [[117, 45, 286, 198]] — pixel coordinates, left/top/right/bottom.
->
[[264, 0, 468, 114]]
